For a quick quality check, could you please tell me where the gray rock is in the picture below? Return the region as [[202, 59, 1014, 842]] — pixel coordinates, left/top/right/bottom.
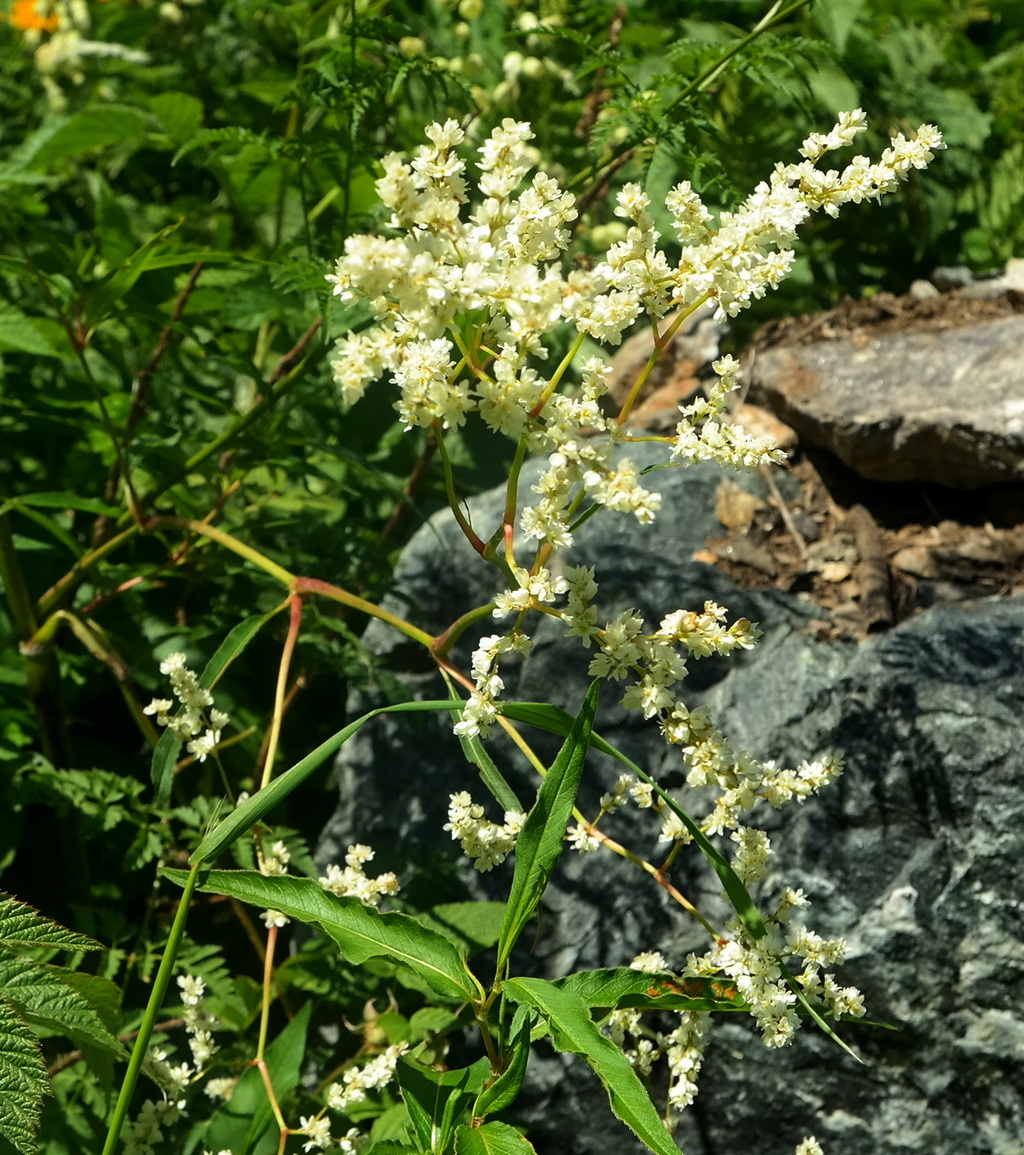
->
[[320, 450, 1024, 1155], [748, 315, 1024, 487]]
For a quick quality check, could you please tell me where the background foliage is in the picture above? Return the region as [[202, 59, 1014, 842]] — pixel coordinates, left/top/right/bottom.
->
[[0, 0, 1020, 1151]]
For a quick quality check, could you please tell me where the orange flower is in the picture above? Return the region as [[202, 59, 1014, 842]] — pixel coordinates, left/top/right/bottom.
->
[[10, 0, 59, 32]]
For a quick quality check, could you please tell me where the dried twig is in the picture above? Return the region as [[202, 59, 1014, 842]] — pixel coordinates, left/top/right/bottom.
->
[[846, 503, 893, 632]]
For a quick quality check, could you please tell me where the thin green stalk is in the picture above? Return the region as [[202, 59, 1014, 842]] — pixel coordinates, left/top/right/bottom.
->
[[434, 424, 487, 555], [431, 601, 499, 658], [101, 862, 201, 1155], [484, 435, 529, 572], [617, 292, 712, 425], [145, 516, 296, 587], [36, 525, 139, 619]]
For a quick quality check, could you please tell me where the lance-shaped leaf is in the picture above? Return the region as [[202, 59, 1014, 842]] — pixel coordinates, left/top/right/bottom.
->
[[454, 1121, 537, 1155], [164, 871, 482, 1003], [497, 682, 600, 970], [501, 702, 767, 941], [551, 967, 747, 1015], [472, 1007, 533, 1121], [190, 700, 456, 865], [503, 977, 681, 1155], [446, 679, 522, 814], [151, 609, 282, 806]]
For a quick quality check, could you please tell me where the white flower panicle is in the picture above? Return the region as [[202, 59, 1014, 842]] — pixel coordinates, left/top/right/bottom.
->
[[327, 113, 942, 562], [319, 844, 400, 907], [443, 791, 526, 871], [144, 652, 229, 764], [122, 974, 222, 1153], [326, 1042, 408, 1114], [327, 112, 937, 1093], [601, 952, 709, 1122]]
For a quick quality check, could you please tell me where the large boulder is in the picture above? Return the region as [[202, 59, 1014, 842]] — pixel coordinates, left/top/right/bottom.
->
[[319, 445, 1024, 1155], [748, 312, 1024, 488]]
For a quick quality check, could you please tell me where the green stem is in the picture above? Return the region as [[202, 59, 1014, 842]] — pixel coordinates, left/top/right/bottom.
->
[[145, 517, 296, 587], [431, 601, 499, 659], [529, 331, 585, 417], [36, 525, 139, 619], [101, 862, 201, 1155], [434, 424, 487, 555], [617, 293, 712, 425], [293, 577, 435, 649]]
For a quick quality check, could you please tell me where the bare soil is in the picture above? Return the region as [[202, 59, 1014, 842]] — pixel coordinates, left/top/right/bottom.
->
[[698, 289, 1024, 640]]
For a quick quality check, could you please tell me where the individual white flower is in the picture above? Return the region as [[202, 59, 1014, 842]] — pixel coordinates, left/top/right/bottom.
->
[[203, 1076, 239, 1101], [261, 910, 289, 929], [300, 1114, 334, 1151], [177, 974, 206, 1007], [630, 950, 668, 973], [795, 1138, 825, 1155], [566, 824, 600, 853]]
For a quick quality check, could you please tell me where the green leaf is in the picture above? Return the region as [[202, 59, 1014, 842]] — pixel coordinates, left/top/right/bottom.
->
[[152, 610, 283, 805], [0, 957, 126, 1059], [415, 902, 506, 956], [202, 1002, 311, 1155], [190, 700, 457, 865], [0, 997, 47, 1155], [503, 978, 681, 1155], [0, 309, 60, 357], [0, 492, 122, 518], [501, 702, 768, 942], [447, 680, 522, 814], [0, 893, 103, 953], [25, 106, 148, 170], [150, 726, 181, 810], [200, 610, 282, 693], [165, 871, 482, 1002], [497, 682, 600, 970], [0, 315, 58, 359], [552, 967, 746, 1015], [83, 222, 184, 330], [397, 1056, 489, 1154], [147, 92, 204, 141], [812, 0, 867, 53], [454, 1121, 537, 1155], [472, 1008, 532, 1121]]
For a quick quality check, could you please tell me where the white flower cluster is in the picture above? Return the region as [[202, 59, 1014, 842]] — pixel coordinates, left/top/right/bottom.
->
[[602, 952, 709, 1121], [123, 976, 220, 1154], [327, 113, 941, 560], [683, 903, 864, 1049], [326, 1041, 409, 1114], [319, 843, 400, 906], [121, 1098, 183, 1155], [144, 652, 229, 764], [443, 791, 526, 871], [296, 1116, 362, 1154]]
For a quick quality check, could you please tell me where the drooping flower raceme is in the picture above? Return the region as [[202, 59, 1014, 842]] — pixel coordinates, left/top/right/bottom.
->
[[326, 112, 942, 748], [145, 652, 229, 764], [325, 114, 942, 1076]]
